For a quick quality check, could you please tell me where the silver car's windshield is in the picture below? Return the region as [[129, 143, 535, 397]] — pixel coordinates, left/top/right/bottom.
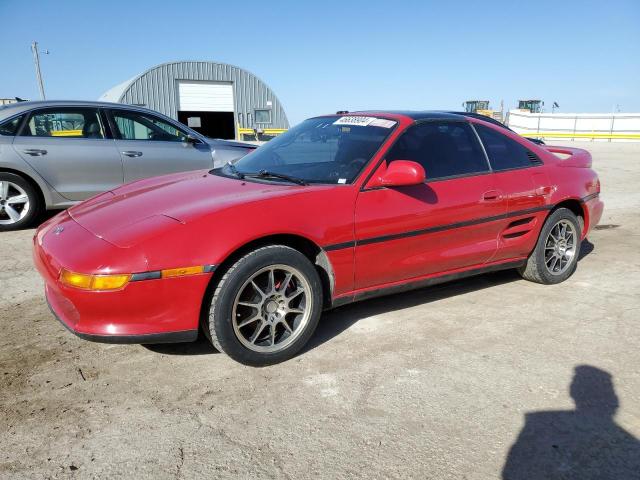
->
[[222, 116, 397, 184]]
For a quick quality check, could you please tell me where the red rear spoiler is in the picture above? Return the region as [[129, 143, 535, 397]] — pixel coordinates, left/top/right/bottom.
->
[[543, 146, 592, 168]]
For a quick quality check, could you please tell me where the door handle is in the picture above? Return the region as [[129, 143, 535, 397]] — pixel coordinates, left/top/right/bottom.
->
[[23, 149, 47, 156], [482, 190, 502, 201], [122, 151, 143, 157]]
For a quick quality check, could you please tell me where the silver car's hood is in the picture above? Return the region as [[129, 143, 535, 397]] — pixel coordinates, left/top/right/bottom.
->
[[203, 138, 258, 149]]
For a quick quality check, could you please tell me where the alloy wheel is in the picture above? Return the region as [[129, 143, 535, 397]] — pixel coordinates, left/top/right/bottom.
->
[[544, 219, 577, 275], [0, 181, 30, 225], [231, 264, 312, 353]]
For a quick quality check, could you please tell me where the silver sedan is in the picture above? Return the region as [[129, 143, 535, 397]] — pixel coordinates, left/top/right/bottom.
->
[[0, 100, 255, 230]]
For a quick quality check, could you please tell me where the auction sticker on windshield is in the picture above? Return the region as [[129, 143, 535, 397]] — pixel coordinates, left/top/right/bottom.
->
[[333, 116, 376, 127], [333, 116, 396, 128]]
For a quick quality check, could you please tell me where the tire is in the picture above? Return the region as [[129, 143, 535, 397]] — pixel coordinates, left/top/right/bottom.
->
[[0, 172, 42, 231], [206, 245, 323, 366], [518, 207, 582, 284]]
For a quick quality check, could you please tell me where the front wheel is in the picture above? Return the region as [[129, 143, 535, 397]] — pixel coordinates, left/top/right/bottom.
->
[[518, 207, 582, 284], [206, 245, 323, 366], [0, 173, 42, 231]]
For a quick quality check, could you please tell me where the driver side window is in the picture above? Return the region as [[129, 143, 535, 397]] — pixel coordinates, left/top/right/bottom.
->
[[387, 121, 489, 180], [111, 110, 187, 142]]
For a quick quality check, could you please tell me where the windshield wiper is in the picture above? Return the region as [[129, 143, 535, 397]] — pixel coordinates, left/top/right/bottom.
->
[[226, 162, 245, 179], [244, 170, 308, 186]]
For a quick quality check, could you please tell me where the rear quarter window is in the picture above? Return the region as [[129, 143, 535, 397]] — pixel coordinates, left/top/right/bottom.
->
[[0, 115, 24, 136], [475, 124, 539, 171]]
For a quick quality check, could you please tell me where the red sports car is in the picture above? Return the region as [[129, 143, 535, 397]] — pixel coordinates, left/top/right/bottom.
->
[[34, 112, 603, 366]]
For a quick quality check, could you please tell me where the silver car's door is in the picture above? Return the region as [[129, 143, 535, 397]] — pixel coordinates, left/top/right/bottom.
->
[[107, 109, 213, 182], [12, 107, 123, 201]]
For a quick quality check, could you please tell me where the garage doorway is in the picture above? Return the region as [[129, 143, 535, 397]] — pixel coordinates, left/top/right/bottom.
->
[[177, 81, 236, 139], [178, 111, 235, 139]]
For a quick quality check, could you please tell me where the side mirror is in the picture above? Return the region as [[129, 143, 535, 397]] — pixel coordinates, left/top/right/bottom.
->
[[367, 160, 426, 188], [185, 134, 201, 144]]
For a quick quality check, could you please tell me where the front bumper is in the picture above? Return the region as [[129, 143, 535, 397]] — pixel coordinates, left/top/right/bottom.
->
[[34, 212, 212, 343], [46, 297, 198, 344]]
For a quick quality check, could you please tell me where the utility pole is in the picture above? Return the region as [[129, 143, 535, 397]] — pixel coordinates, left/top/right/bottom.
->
[[31, 41, 47, 100]]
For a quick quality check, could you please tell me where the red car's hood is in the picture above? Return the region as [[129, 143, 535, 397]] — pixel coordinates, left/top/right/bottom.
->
[[69, 170, 302, 247]]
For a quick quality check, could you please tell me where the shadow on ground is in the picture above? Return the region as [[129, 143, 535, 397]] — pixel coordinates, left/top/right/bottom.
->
[[578, 238, 594, 260], [306, 238, 594, 353], [144, 240, 594, 357], [144, 334, 218, 356], [502, 365, 640, 479], [304, 268, 522, 353]]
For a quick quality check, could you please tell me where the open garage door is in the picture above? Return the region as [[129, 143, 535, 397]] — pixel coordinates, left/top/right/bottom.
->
[[177, 81, 235, 139]]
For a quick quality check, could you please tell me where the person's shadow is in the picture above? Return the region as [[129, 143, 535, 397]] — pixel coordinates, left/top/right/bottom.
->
[[502, 365, 640, 480]]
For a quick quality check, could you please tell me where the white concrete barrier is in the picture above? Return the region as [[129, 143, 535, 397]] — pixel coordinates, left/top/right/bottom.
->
[[506, 110, 640, 142]]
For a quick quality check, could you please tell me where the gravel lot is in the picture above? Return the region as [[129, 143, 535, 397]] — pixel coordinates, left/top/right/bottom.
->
[[1, 142, 639, 479]]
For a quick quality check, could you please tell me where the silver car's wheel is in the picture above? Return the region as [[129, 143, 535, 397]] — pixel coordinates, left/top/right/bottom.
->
[[544, 219, 577, 275], [232, 264, 312, 353], [0, 180, 31, 226]]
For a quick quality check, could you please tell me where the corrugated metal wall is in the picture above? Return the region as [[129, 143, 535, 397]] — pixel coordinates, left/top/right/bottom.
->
[[117, 61, 289, 129]]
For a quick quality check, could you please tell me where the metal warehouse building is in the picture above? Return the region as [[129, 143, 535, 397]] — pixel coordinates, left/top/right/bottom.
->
[[100, 61, 289, 140]]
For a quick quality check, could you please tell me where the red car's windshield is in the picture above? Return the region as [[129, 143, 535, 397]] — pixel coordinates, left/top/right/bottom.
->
[[223, 116, 397, 184]]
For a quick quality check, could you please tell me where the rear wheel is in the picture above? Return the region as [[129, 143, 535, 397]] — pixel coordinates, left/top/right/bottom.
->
[[206, 245, 323, 366], [518, 208, 581, 284], [0, 173, 41, 231]]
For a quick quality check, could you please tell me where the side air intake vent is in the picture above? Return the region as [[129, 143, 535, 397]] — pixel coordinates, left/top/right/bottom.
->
[[527, 150, 543, 166]]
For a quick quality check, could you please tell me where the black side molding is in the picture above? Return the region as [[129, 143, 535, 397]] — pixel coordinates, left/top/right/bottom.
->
[[581, 192, 599, 203], [324, 241, 356, 251], [323, 205, 552, 252]]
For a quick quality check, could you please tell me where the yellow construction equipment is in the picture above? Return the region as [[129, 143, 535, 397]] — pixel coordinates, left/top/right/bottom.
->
[[462, 100, 503, 121], [517, 99, 543, 113], [237, 126, 287, 142]]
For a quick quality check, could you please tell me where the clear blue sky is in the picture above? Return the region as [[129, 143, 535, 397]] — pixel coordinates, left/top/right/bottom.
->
[[1, 0, 638, 124]]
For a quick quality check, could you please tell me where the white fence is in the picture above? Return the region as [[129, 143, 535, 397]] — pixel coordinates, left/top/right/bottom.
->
[[505, 110, 640, 142]]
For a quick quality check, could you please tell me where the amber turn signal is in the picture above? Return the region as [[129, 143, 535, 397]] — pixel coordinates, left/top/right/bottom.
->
[[59, 269, 131, 291], [161, 266, 205, 278]]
